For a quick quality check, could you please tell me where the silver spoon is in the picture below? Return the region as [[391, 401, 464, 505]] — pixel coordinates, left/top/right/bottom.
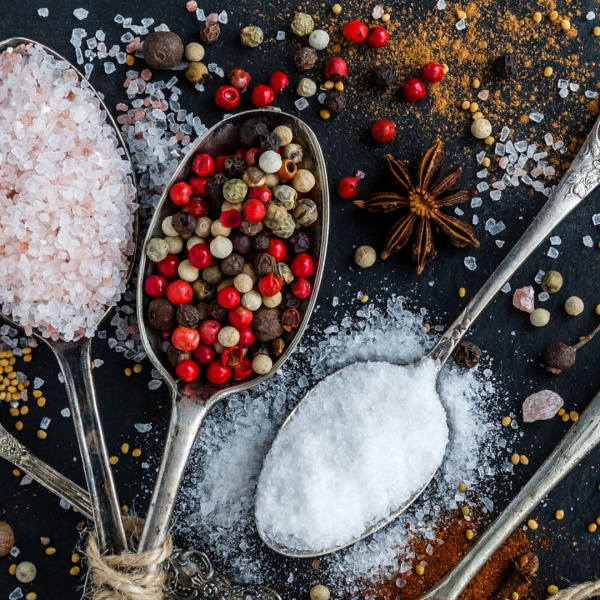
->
[[135, 110, 329, 558], [0, 37, 138, 554], [256, 113, 600, 557]]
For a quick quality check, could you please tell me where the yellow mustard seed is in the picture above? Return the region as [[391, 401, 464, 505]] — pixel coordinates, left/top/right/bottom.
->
[[9, 564, 17, 575], [109, 456, 119, 465], [21, 348, 31, 355], [465, 529, 474, 540], [533, 12, 542, 23], [469, 102, 479, 113], [126, 55, 135, 66], [334, 81, 344, 91], [26, 593, 37, 600], [70, 566, 81, 576], [121, 505, 129, 514], [555, 510, 564, 520], [484, 136, 494, 146], [482, 157, 491, 167], [72, 553, 80, 563], [12, 469, 20, 477], [547, 585, 559, 596], [332, 3, 342, 14], [381, 13, 390, 22], [461, 100, 470, 110], [502, 416, 512, 426], [562, 413, 571, 422], [456, 9, 467, 20], [442, 63, 449, 74], [132, 448, 142, 458], [589, 523, 597, 533], [458, 482, 466, 492], [133, 364, 143, 374], [15, 421, 23, 431], [596, 516, 600, 526], [543, 66, 553, 77], [9, 407, 19, 417], [121, 443, 130, 454], [595, 26, 600, 37], [415, 565, 425, 575], [595, 304, 600, 315], [124, 367, 132, 377], [472, 112, 484, 121], [511, 593, 519, 600], [37, 397, 46, 407], [360, 294, 369, 303], [23, 355, 32, 363], [20, 406, 28, 415], [76, 522, 85, 531], [32, 390, 42, 398], [320, 109, 331, 120], [511, 453, 520, 465], [558, 408, 566, 417], [424, 323, 431, 332], [37, 430, 47, 440], [561, 19, 571, 31], [527, 519, 538, 530], [459, 287, 466, 298], [45, 547, 57, 555], [461, 506, 470, 516], [570, 411, 579, 422], [549, 10, 558, 21], [472, 78, 480, 89], [520, 455, 529, 466], [323, 80, 334, 90]]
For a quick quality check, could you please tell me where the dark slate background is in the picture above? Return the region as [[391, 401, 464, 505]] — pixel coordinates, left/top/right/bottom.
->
[[2, 0, 600, 598]]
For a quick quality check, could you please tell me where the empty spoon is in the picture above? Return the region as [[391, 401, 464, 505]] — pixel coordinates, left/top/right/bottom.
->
[[0, 37, 138, 554], [256, 113, 600, 557]]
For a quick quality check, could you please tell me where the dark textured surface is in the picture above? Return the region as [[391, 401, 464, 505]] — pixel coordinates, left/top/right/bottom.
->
[[2, 0, 600, 598]]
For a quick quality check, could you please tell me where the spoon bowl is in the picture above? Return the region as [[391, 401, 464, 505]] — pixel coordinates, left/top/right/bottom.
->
[[0, 37, 138, 553]]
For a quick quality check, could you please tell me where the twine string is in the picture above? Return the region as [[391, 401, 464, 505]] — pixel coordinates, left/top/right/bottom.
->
[[546, 582, 600, 600]]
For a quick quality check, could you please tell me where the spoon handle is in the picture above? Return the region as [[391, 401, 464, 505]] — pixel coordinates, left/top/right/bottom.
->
[[51, 338, 127, 553], [138, 393, 210, 554], [427, 115, 600, 365], [419, 387, 600, 600]]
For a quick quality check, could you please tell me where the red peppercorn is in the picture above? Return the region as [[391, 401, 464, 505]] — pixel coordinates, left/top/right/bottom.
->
[[199, 320, 221, 345], [220, 208, 243, 228], [192, 154, 215, 177], [267, 239, 286, 261], [217, 286, 240, 309], [258, 273, 283, 297], [291, 278, 311, 299], [367, 26, 389, 48], [291, 253, 314, 278], [343, 20, 368, 43], [206, 361, 231, 385], [188, 243, 212, 269], [175, 359, 199, 382], [227, 68, 252, 91], [189, 175, 209, 197], [337, 176, 359, 199], [247, 185, 272, 205], [420, 61, 444, 83], [166, 280, 193, 305], [251, 84, 275, 108], [157, 255, 181, 280], [214, 85, 241, 110], [233, 358, 253, 381], [324, 57, 348, 82], [228, 305, 253, 329], [371, 119, 396, 143], [267, 71, 289, 94], [169, 182, 192, 206], [172, 326, 200, 352], [186, 196, 210, 218], [243, 199, 266, 223], [245, 147, 262, 166], [402, 79, 427, 103], [193, 344, 216, 365], [144, 275, 167, 297], [214, 155, 228, 174], [238, 326, 255, 348]]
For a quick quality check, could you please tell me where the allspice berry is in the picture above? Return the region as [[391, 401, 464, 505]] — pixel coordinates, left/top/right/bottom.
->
[[0, 521, 15, 557], [185, 61, 209, 83], [253, 307, 284, 342], [370, 63, 396, 87], [355, 245, 376, 268], [494, 53, 517, 78], [185, 42, 205, 62], [143, 31, 184, 70], [199, 21, 221, 44], [541, 270, 563, 294], [530, 308, 550, 327], [452, 340, 481, 369], [565, 296, 584, 316], [544, 342, 576, 375], [241, 26, 264, 47]]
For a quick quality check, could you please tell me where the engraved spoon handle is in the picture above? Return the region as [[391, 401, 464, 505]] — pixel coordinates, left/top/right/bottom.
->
[[0, 423, 93, 519], [419, 387, 600, 600], [427, 114, 600, 365]]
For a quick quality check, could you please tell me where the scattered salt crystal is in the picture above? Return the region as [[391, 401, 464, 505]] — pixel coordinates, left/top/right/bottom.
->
[[513, 286, 535, 313], [500, 126, 510, 142], [464, 256, 477, 271], [471, 197, 482, 208], [559, 88, 569, 98], [295, 98, 309, 111], [523, 390, 564, 422], [489, 190, 502, 201], [583, 236, 594, 247], [454, 208, 464, 216], [149, 379, 162, 390], [550, 236, 561, 245], [477, 90, 489, 101], [10, 547, 20, 557], [38, 8, 49, 16], [61, 408, 71, 418], [472, 215, 479, 225], [557, 79, 568, 89], [592, 213, 600, 226], [104, 61, 116, 74], [569, 82, 580, 92], [586, 90, 599, 99], [60, 498, 71, 510], [218, 10, 228, 24], [477, 169, 488, 178], [495, 143, 506, 156], [544, 133, 553, 146], [514, 140, 528, 153], [33, 378, 44, 389], [73, 8, 89, 20], [587, 11, 595, 19], [372, 5, 384, 19], [499, 156, 509, 169], [529, 112, 544, 123], [436, 0, 446, 9], [534, 270, 546, 284], [94, 359, 104, 368], [276, 31, 286, 40], [154, 23, 170, 31], [497, 240, 506, 249], [455, 19, 466, 30], [196, 8, 205, 21], [476, 151, 486, 164], [538, 292, 550, 302], [9, 588, 23, 600], [476, 182, 489, 192], [20, 475, 33, 486], [135, 423, 153, 433], [547, 247, 559, 259], [40, 417, 51, 430]]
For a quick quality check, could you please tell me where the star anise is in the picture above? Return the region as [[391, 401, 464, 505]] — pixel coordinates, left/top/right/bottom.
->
[[354, 139, 480, 274]]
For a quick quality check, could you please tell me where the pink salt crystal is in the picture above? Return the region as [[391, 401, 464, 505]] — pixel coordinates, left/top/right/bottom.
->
[[116, 103, 129, 111], [133, 108, 146, 120], [513, 286, 535, 313], [522, 390, 564, 422], [123, 77, 132, 88], [117, 114, 134, 125], [355, 171, 366, 180], [143, 97, 151, 106], [126, 38, 141, 53], [186, 0, 198, 10], [206, 12, 219, 22], [141, 69, 152, 81], [477, 89, 489, 101]]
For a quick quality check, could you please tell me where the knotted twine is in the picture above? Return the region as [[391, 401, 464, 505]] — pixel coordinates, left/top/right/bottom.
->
[[85, 516, 173, 600], [545, 582, 600, 600]]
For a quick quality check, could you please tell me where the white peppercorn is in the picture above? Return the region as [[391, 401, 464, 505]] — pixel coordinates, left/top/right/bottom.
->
[[15, 562, 37, 583], [195, 216, 213, 238], [263, 292, 282, 308], [355, 245, 377, 268], [471, 118, 492, 140], [214, 341, 225, 354], [293, 169, 316, 193], [211, 219, 232, 237], [565, 296, 584, 316], [146, 238, 169, 262], [264, 173, 280, 188], [161, 215, 179, 237], [178, 259, 200, 282], [218, 326, 240, 348], [297, 77, 318, 97], [293, 199, 318, 226], [242, 290, 262, 311], [273, 125, 293, 146], [252, 353, 273, 374], [308, 29, 330, 50], [186, 236, 205, 251], [165, 236, 184, 254], [530, 308, 550, 327], [223, 178, 248, 203], [259, 150, 283, 174], [310, 585, 331, 600], [281, 143, 303, 163], [243, 166, 267, 187], [185, 42, 205, 62], [234, 273, 254, 293], [221, 200, 242, 212], [210, 236, 233, 259], [243, 263, 258, 282]]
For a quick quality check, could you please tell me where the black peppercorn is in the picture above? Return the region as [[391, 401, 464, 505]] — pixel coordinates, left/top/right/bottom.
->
[[253, 307, 284, 342], [239, 220, 263, 236], [223, 155, 246, 178], [287, 231, 310, 254], [208, 300, 228, 322], [452, 340, 481, 369], [206, 173, 228, 200], [239, 119, 267, 147], [252, 233, 270, 252], [176, 304, 200, 329], [370, 63, 395, 87], [167, 345, 191, 367], [148, 297, 176, 330], [544, 342, 576, 375], [281, 292, 301, 310], [271, 338, 285, 357], [254, 253, 276, 277], [232, 234, 252, 255], [171, 211, 197, 236], [220, 253, 245, 276], [324, 90, 347, 114], [196, 302, 210, 321], [294, 47, 318, 70], [259, 132, 281, 152], [199, 21, 221, 44], [494, 53, 517, 78]]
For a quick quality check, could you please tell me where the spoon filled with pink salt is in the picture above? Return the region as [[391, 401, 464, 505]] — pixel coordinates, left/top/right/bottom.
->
[[0, 39, 137, 554], [256, 115, 600, 557]]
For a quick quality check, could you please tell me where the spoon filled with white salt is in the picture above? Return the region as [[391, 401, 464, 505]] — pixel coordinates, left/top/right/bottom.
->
[[256, 116, 600, 557]]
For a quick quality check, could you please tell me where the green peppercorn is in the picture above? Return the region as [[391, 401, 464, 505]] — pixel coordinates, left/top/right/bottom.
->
[[222, 179, 249, 203], [541, 270, 563, 294], [146, 238, 169, 262], [297, 77, 318, 97], [271, 214, 296, 239], [291, 12, 315, 37], [273, 185, 298, 210], [240, 26, 264, 47]]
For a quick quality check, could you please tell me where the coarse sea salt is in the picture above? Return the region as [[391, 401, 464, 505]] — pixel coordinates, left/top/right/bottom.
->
[[0, 45, 136, 341], [256, 359, 448, 553]]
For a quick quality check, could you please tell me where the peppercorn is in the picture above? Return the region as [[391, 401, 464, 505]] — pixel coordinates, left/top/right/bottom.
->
[[254, 307, 284, 342], [15, 562, 36, 583], [243, 166, 267, 188], [239, 119, 266, 147], [176, 304, 200, 329], [309, 29, 330, 50], [143, 31, 184, 70], [221, 253, 245, 276], [274, 185, 298, 210], [251, 233, 270, 252], [192, 278, 215, 301], [166, 345, 191, 367], [310, 585, 331, 600], [264, 203, 288, 230], [252, 353, 273, 374], [452, 340, 482, 369], [530, 308, 550, 327], [324, 90, 347, 114], [239, 220, 264, 236], [259, 132, 282, 152], [203, 263, 225, 284], [242, 290, 262, 311], [294, 47, 318, 70], [282, 307, 301, 331], [231, 234, 251, 255], [282, 143, 303, 163], [565, 296, 584, 316], [273, 126, 293, 147], [208, 300, 229, 322], [297, 77, 318, 97], [287, 231, 310, 254], [172, 211, 197, 236], [166, 236, 184, 254], [272, 214, 296, 239], [370, 63, 396, 87], [544, 342, 576, 374], [206, 173, 228, 201], [541, 270, 563, 294], [293, 170, 316, 194], [148, 297, 177, 330], [185, 42, 205, 62], [223, 179, 249, 203], [271, 337, 285, 356], [255, 253, 276, 277], [275, 262, 294, 285], [223, 156, 246, 178], [240, 26, 264, 48], [146, 238, 170, 263], [291, 12, 315, 36], [471, 119, 492, 140], [0, 521, 15, 557], [494, 53, 517, 78], [199, 21, 221, 44], [185, 61, 209, 83], [355, 245, 376, 268], [293, 198, 318, 226]]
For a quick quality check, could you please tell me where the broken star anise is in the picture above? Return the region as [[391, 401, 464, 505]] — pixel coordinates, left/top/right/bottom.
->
[[354, 139, 480, 274]]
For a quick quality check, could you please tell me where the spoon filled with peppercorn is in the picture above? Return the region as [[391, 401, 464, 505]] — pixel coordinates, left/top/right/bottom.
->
[[256, 114, 600, 558], [135, 109, 328, 579]]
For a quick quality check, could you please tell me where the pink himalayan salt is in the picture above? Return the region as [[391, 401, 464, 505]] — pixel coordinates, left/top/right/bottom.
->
[[186, 0, 198, 11], [477, 89, 489, 101], [523, 390, 564, 422], [0, 44, 136, 342], [206, 12, 219, 22], [141, 69, 152, 81], [513, 286, 535, 313], [116, 103, 129, 111], [126, 38, 141, 53]]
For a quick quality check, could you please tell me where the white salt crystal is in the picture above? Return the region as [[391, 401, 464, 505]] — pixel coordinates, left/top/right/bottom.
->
[[38, 8, 49, 16], [538, 292, 550, 302], [40, 417, 51, 430], [586, 90, 599, 99], [501, 282, 511, 293], [592, 213, 600, 226], [495, 143, 506, 156], [559, 87, 569, 98], [587, 11, 595, 19], [436, 0, 446, 9], [496, 240, 505, 248], [295, 98, 309, 111], [61, 408, 71, 418], [9, 588, 23, 600], [84, 63, 93, 79], [218, 10, 228, 23], [59, 499, 71, 510], [455, 19, 466, 30], [583, 236, 594, 247], [73, 8, 89, 20], [454, 208, 464, 216], [477, 169, 488, 178], [529, 112, 543, 123], [464, 256, 477, 270], [149, 379, 162, 390], [10, 547, 20, 557], [33, 377, 44, 389], [500, 126, 510, 142], [476, 182, 489, 192], [569, 82, 580, 92], [135, 423, 153, 433], [372, 5, 384, 18], [514, 140, 528, 152], [471, 197, 482, 208], [476, 151, 486, 164], [490, 190, 502, 201], [104, 61, 116, 74], [196, 8, 205, 20], [557, 79, 569, 89], [550, 236, 561, 245], [276, 31, 286, 40], [114, 14, 124, 23], [472, 215, 479, 225], [547, 247, 559, 259]]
